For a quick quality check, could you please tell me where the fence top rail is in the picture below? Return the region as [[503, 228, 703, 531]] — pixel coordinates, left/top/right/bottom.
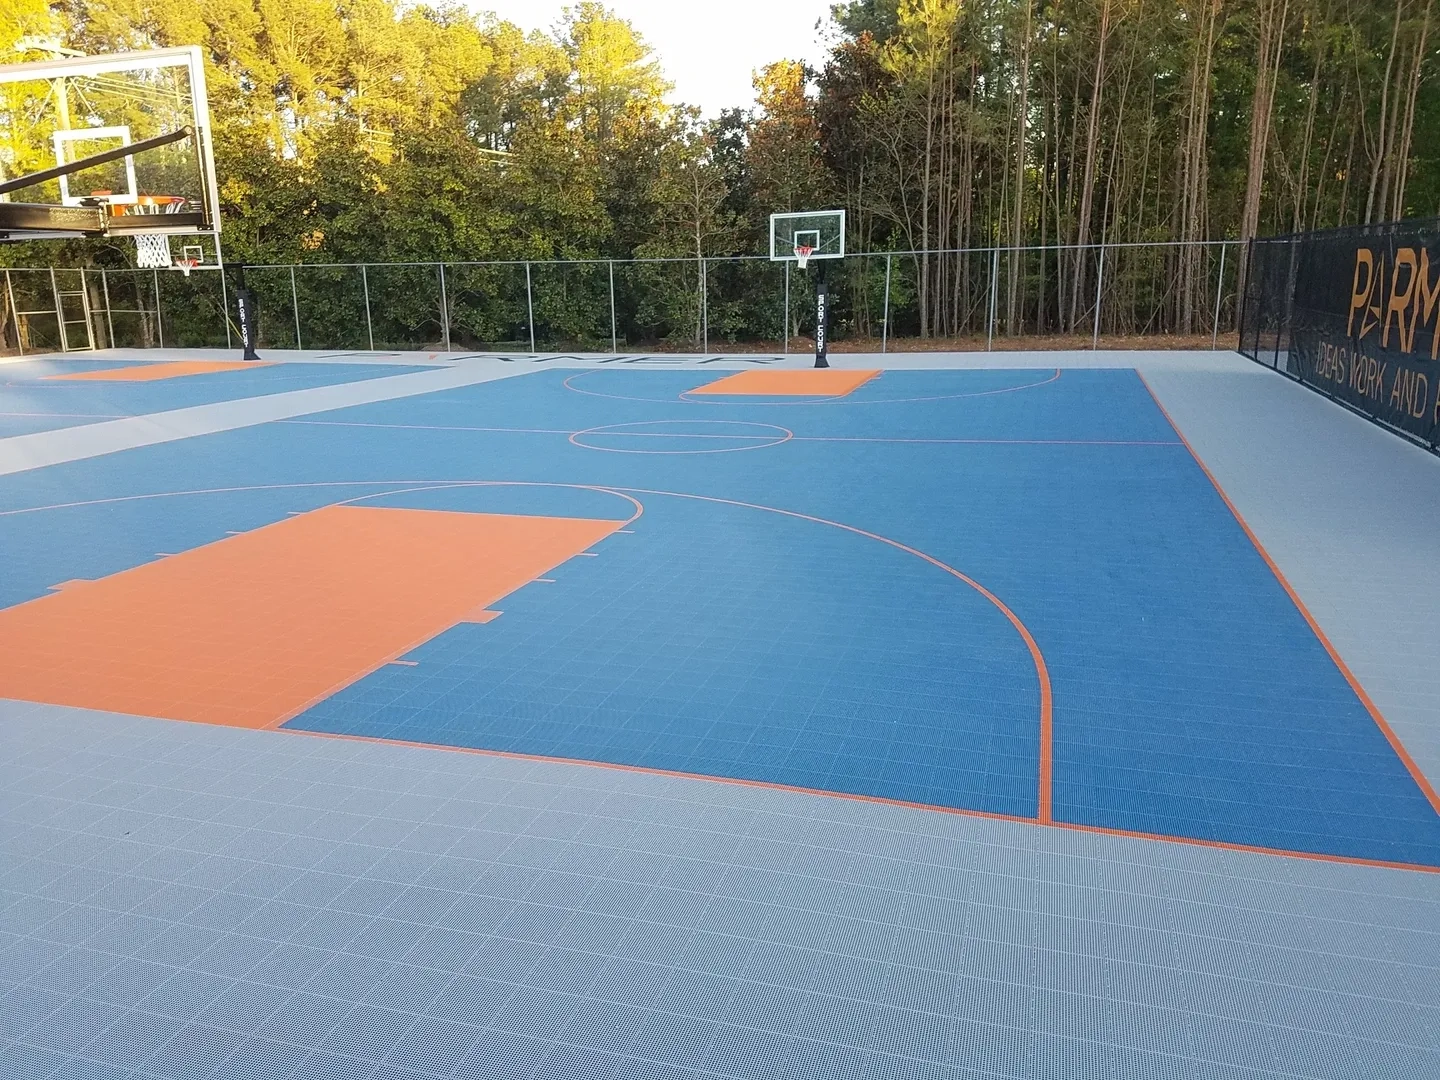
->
[[229, 239, 1245, 273], [1251, 214, 1440, 245], [0, 238, 1247, 277]]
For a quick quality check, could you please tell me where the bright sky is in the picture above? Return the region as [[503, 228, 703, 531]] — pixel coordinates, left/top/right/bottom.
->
[[472, 0, 836, 117]]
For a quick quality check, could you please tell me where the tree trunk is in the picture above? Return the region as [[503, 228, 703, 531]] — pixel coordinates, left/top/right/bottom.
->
[[1008, 0, 1033, 334], [1178, 0, 1223, 333], [1071, 0, 1113, 332], [1292, 19, 1326, 232], [1238, 0, 1289, 302], [1391, 0, 1433, 219], [1365, 0, 1405, 223]]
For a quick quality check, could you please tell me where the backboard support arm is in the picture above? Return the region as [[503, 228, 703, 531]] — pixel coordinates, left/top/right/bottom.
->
[[0, 126, 194, 197]]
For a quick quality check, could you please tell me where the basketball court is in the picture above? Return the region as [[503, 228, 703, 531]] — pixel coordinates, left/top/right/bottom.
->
[[1, 343, 1439, 1080], [2, 41, 1439, 1080]]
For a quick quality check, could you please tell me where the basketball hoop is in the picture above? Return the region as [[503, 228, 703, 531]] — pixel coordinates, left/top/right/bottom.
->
[[794, 244, 814, 270], [174, 258, 199, 277]]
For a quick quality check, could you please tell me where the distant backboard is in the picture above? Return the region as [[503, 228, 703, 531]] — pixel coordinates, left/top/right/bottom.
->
[[0, 46, 220, 245], [770, 210, 846, 262]]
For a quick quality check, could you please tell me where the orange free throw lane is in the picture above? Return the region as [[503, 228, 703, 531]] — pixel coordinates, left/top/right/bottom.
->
[[0, 505, 621, 728], [692, 369, 880, 397], [44, 360, 275, 382]]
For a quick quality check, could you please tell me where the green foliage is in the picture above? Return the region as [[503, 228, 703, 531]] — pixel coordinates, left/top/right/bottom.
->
[[2, 0, 1436, 348]]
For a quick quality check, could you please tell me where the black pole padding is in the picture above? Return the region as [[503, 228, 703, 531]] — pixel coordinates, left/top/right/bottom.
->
[[0, 127, 195, 198], [814, 268, 830, 369], [229, 265, 262, 362]]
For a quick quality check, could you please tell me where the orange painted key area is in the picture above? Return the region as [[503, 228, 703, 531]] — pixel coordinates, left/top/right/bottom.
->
[[44, 360, 275, 382], [0, 505, 621, 728], [691, 369, 880, 397]]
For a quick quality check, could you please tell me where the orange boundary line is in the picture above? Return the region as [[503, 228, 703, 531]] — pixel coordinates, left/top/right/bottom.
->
[[279, 728, 1439, 875], [1135, 370, 1440, 817]]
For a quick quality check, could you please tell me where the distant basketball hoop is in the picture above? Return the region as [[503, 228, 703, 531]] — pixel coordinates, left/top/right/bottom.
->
[[769, 210, 846, 369]]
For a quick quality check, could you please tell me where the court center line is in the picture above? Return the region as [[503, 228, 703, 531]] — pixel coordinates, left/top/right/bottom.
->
[[278, 418, 1179, 447], [1136, 370, 1440, 817]]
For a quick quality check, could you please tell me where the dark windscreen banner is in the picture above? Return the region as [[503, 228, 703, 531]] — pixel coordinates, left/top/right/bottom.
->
[[1275, 219, 1440, 447]]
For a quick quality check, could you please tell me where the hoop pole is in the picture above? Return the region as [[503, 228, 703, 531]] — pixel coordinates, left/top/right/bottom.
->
[[290, 266, 301, 350], [608, 259, 617, 354], [525, 262, 535, 354], [882, 254, 892, 353], [701, 258, 708, 354], [361, 264, 374, 350], [814, 263, 829, 369], [783, 261, 790, 354]]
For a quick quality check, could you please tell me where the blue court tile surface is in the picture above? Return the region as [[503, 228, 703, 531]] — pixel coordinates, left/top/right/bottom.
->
[[2, 360, 1438, 1080], [1, 367, 1436, 868]]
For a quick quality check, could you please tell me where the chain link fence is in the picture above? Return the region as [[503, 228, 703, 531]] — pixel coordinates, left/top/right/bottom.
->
[[1239, 220, 1440, 454], [2, 241, 1243, 356]]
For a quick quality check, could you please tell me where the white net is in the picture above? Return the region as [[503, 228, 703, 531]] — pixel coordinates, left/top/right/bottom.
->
[[134, 233, 173, 269]]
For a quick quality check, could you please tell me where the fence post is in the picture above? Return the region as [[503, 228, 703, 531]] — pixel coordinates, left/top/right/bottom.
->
[[79, 268, 90, 350], [525, 262, 535, 354], [701, 258, 708, 354], [986, 248, 999, 351], [101, 269, 115, 351], [289, 265, 302, 350], [217, 264, 231, 350], [783, 261, 790, 354], [5, 270, 21, 355], [882, 254, 892, 354], [153, 268, 165, 349], [609, 259, 617, 354], [50, 268, 68, 352], [361, 264, 374, 350], [438, 263, 451, 352], [1211, 244, 1227, 348], [1091, 244, 1106, 350]]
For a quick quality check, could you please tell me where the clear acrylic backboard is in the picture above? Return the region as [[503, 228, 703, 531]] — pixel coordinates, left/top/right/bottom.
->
[[770, 210, 845, 264], [0, 46, 220, 248]]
